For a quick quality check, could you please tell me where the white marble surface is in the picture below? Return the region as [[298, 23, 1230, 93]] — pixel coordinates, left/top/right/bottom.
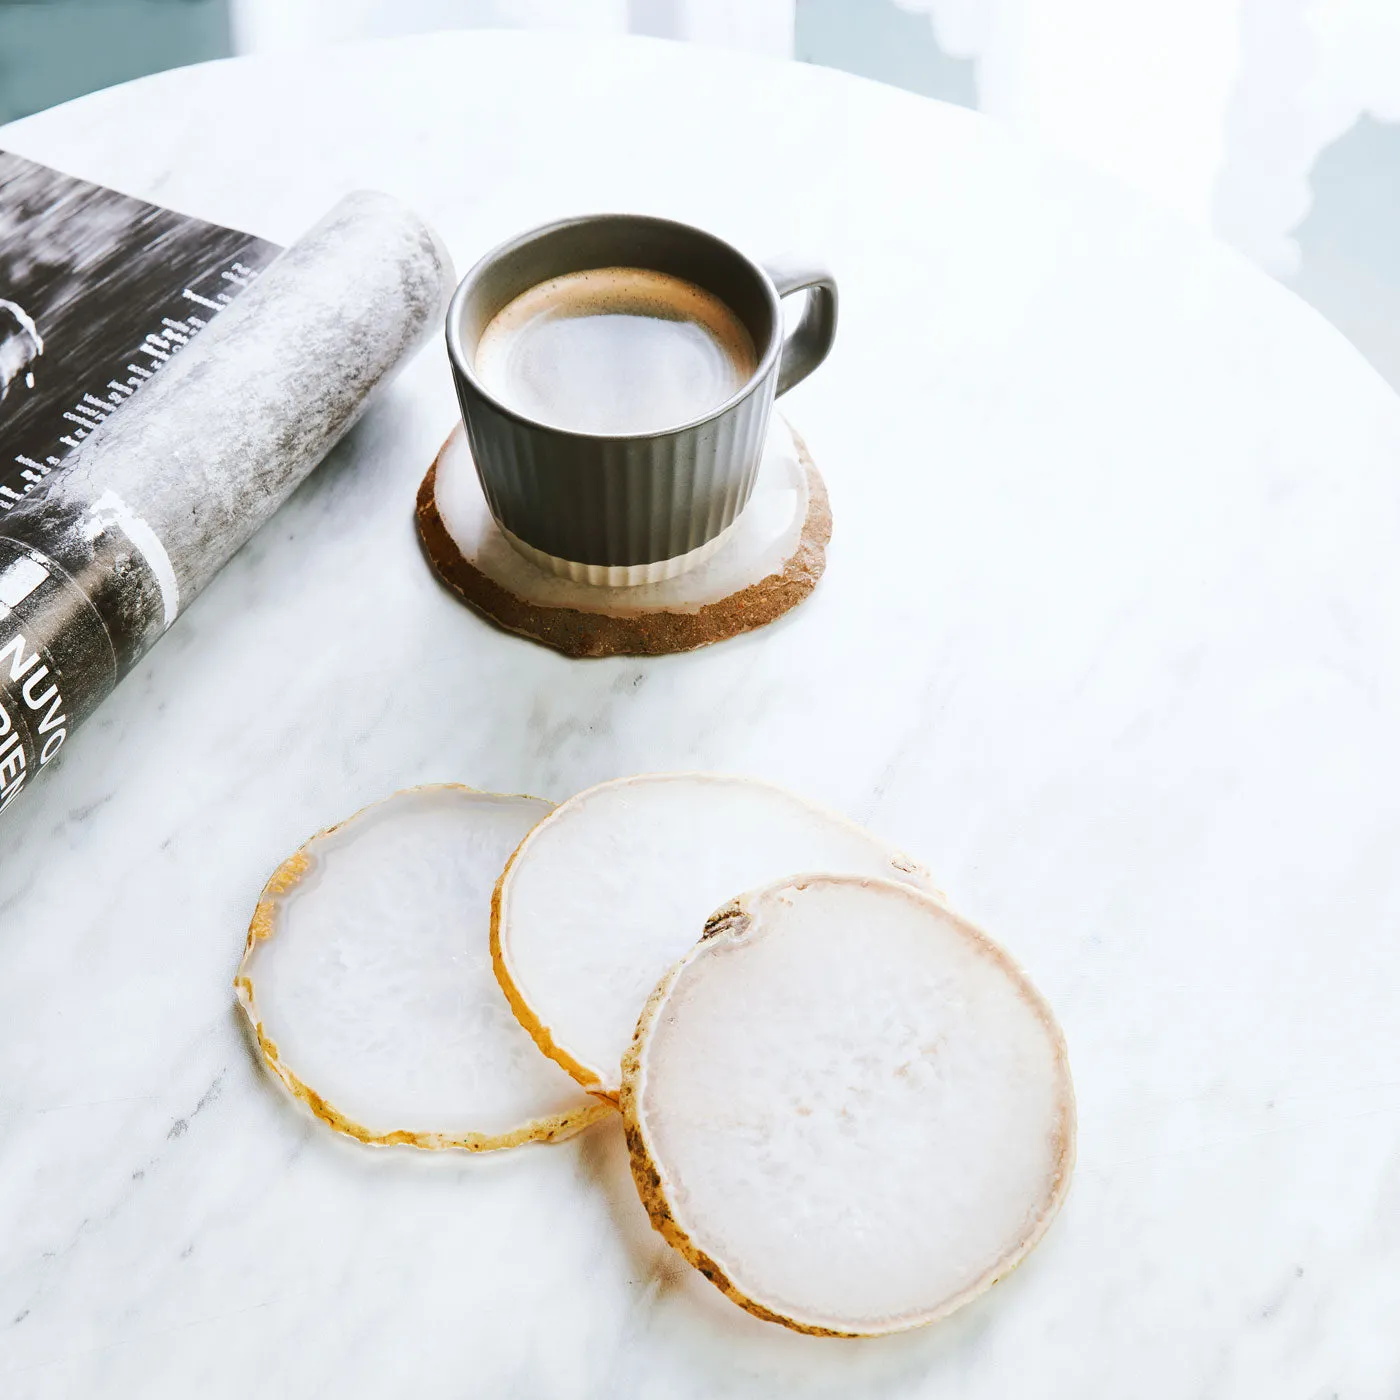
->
[[2, 31, 1400, 1398]]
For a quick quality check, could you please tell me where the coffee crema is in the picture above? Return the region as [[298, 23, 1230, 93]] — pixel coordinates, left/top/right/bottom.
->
[[474, 267, 758, 436]]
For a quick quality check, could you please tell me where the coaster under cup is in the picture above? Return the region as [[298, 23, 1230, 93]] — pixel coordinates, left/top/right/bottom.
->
[[416, 415, 831, 658]]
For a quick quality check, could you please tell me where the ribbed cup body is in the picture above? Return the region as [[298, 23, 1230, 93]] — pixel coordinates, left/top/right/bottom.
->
[[452, 361, 774, 568], [446, 215, 785, 572]]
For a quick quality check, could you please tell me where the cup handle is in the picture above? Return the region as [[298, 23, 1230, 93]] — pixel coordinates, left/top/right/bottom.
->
[[764, 258, 838, 397]]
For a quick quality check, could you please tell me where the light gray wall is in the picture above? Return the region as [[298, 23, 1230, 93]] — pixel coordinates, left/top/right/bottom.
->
[[0, 0, 230, 124], [795, 0, 974, 107]]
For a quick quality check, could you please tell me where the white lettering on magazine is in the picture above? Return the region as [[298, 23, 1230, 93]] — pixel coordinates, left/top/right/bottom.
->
[[0, 627, 69, 808]]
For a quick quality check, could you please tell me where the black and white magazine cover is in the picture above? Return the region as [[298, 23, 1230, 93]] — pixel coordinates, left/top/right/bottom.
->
[[0, 151, 279, 814]]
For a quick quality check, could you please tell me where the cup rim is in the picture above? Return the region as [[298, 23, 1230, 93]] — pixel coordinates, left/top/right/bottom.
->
[[443, 213, 784, 443]]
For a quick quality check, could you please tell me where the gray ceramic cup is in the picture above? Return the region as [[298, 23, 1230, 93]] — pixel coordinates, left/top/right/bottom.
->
[[445, 214, 837, 584]]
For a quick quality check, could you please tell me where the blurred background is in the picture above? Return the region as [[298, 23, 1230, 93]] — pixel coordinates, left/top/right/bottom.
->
[[1, 0, 1398, 391]]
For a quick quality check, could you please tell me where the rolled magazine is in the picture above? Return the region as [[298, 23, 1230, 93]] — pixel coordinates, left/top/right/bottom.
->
[[0, 153, 454, 818]]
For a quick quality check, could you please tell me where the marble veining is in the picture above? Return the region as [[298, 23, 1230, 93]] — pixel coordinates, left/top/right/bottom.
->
[[0, 30, 1399, 1399]]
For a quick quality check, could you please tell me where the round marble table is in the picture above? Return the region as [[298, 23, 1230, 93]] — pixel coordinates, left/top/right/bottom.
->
[[3, 31, 1399, 1399]]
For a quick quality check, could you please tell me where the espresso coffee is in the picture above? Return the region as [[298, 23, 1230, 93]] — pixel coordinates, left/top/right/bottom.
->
[[474, 267, 757, 436]]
